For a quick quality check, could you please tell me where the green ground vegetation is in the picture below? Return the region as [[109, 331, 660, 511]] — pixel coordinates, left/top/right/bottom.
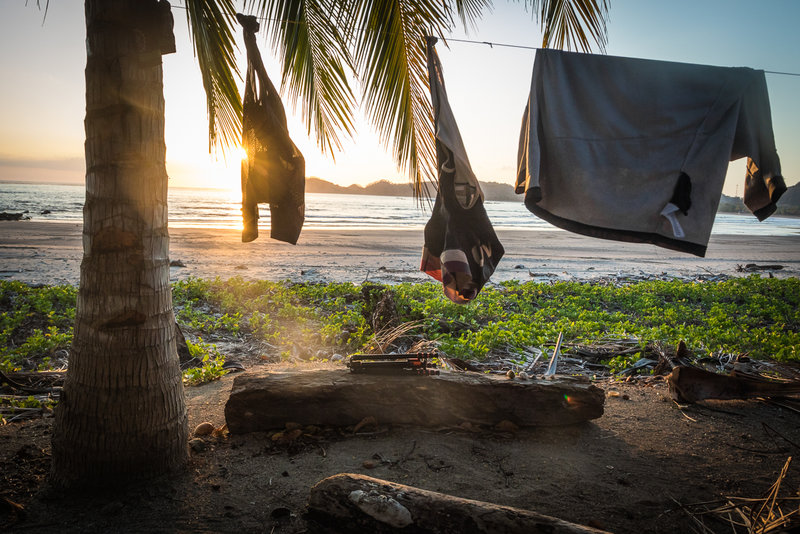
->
[[181, 337, 229, 386], [0, 281, 76, 374], [2, 277, 799, 378]]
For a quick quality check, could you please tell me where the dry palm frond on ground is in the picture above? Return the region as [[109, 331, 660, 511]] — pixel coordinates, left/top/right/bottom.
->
[[680, 456, 800, 533]]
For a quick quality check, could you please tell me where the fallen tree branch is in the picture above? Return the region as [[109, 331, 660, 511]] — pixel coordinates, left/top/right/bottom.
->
[[736, 263, 784, 272], [306, 473, 611, 533], [667, 366, 800, 403], [0, 371, 56, 394]]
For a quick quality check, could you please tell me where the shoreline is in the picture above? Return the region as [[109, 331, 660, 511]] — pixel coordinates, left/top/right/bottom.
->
[[1, 221, 799, 286], [4, 178, 800, 216]]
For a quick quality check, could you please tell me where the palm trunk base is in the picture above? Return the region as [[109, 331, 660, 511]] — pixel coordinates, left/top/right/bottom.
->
[[51, 0, 187, 488]]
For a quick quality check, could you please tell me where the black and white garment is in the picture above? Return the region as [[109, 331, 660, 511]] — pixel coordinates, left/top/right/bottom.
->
[[420, 37, 504, 304]]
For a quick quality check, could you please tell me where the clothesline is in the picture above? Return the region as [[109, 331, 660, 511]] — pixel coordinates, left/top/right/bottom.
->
[[168, 3, 800, 78], [445, 37, 800, 77]]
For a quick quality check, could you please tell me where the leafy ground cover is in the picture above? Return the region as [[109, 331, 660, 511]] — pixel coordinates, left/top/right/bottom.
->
[[0, 281, 76, 374], [174, 276, 800, 364], [2, 276, 799, 379]]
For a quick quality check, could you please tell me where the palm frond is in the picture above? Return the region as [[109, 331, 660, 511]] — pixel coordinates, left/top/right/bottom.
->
[[528, 0, 608, 52], [247, 0, 357, 155], [184, 0, 243, 152], [452, 0, 493, 32], [28, 0, 50, 23], [354, 0, 459, 197]]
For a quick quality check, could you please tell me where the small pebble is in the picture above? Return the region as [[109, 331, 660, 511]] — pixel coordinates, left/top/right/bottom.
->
[[272, 429, 302, 443], [193, 422, 215, 436], [271, 507, 291, 520], [189, 438, 207, 452], [458, 421, 480, 433], [354, 416, 378, 433], [495, 420, 519, 433]]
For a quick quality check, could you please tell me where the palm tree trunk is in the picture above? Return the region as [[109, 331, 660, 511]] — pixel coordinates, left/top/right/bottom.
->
[[51, 0, 188, 487]]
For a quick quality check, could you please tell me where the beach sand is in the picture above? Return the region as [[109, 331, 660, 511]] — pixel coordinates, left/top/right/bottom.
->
[[1, 221, 799, 286]]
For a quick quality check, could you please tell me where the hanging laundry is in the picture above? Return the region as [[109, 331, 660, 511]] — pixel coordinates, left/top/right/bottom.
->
[[237, 14, 305, 244], [420, 37, 504, 304], [516, 49, 786, 257]]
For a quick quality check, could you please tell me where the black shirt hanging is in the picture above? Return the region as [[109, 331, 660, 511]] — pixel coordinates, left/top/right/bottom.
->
[[237, 14, 305, 244]]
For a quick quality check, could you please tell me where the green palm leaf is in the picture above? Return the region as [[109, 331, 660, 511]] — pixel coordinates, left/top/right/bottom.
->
[[531, 0, 609, 52], [354, 1, 450, 196], [452, 0, 492, 31], [247, 0, 357, 154], [184, 0, 243, 151]]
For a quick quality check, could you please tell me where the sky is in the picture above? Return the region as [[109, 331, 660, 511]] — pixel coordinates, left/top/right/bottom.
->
[[0, 0, 798, 197]]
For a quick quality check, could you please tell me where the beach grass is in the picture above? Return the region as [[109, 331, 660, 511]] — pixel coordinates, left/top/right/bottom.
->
[[2, 276, 799, 377]]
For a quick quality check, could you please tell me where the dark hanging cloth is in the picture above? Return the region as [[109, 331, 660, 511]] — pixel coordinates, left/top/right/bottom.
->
[[516, 49, 787, 257], [237, 14, 305, 244], [420, 37, 504, 304]]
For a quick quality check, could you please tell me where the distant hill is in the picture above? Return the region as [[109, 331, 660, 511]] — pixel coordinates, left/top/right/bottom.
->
[[779, 181, 800, 209], [305, 177, 411, 197], [306, 177, 519, 202], [717, 193, 748, 214], [308, 176, 800, 214], [718, 181, 800, 216]]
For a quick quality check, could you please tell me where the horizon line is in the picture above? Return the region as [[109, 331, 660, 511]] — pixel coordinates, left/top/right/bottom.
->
[[0, 178, 758, 200]]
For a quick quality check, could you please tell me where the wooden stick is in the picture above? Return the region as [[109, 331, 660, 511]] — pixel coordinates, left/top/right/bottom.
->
[[307, 473, 610, 534]]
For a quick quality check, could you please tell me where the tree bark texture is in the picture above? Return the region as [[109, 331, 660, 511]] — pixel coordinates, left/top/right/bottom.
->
[[51, 0, 187, 487], [225, 369, 605, 433], [306, 473, 611, 534]]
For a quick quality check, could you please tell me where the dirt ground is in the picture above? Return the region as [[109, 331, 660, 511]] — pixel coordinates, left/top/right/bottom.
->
[[2, 363, 800, 534]]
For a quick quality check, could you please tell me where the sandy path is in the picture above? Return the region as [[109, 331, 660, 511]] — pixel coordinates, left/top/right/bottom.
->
[[1, 221, 799, 286]]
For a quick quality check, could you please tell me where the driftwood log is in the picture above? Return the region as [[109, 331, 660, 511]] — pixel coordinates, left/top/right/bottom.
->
[[225, 368, 604, 433], [667, 365, 800, 403], [306, 473, 610, 534], [0, 212, 29, 221]]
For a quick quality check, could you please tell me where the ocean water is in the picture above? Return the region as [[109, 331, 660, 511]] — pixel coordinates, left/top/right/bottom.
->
[[1, 181, 799, 236]]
